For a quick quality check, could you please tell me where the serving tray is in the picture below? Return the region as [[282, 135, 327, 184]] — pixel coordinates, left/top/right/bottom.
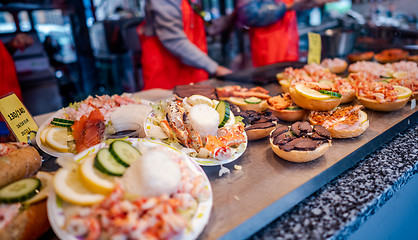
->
[[35, 77, 417, 240]]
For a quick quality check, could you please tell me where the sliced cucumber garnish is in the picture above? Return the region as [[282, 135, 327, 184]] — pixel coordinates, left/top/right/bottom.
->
[[244, 97, 262, 104], [50, 121, 73, 128], [285, 106, 303, 110], [94, 148, 126, 176], [53, 118, 75, 124], [109, 141, 141, 167], [318, 90, 342, 99], [216, 101, 231, 128], [0, 178, 41, 203]]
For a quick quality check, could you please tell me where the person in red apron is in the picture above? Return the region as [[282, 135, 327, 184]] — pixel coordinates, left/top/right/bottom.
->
[[237, 0, 330, 67], [139, 0, 231, 90], [0, 33, 33, 100]]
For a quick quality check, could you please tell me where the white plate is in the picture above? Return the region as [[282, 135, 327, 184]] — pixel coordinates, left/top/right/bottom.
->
[[47, 138, 213, 240], [144, 111, 248, 166], [36, 99, 153, 157]]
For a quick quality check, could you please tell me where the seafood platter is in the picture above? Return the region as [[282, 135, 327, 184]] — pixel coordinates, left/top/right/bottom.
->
[[23, 58, 417, 240]]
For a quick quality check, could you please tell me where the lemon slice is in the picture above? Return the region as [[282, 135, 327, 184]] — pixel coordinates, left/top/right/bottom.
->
[[359, 110, 368, 124], [279, 80, 290, 87], [40, 126, 52, 145], [23, 171, 53, 205], [46, 127, 69, 152], [276, 72, 285, 80], [54, 168, 105, 206], [394, 85, 412, 99], [393, 71, 408, 79], [294, 84, 331, 100], [187, 95, 214, 107], [228, 97, 247, 106], [80, 156, 115, 195]]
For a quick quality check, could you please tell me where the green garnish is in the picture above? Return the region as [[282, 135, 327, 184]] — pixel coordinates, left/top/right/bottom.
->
[[285, 106, 303, 110], [318, 90, 342, 99], [234, 116, 244, 124]]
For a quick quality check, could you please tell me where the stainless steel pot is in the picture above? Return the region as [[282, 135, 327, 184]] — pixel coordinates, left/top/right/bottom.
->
[[321, 28, 357, 58]]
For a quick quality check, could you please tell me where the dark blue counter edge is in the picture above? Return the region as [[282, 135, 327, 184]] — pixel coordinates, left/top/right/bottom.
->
[[219, 110, 418, 240]]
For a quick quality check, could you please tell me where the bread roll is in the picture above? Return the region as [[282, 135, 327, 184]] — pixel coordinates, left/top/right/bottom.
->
[[0, 200, 49, 240], [0, 145, 42, 187]]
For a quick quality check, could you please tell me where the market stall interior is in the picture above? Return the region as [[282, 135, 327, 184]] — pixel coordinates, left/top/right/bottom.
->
[[0, 0, 417, 239]]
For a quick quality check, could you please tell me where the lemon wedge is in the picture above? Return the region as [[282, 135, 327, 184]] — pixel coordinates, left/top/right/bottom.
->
[[276, 72, 284, 80], [80, 156, 115, 195], [54, 168, 105, 206], [23, 171, 53, 205], [46, 127, 69, 152], [294, 84, 331, 100], [394, 85, 412, 99], [40, 126, 51, 145], [187, 95, 214, 107], [228, 97, 247, 106], [359, 110, 368, 124], [279, 80, 290, 87]]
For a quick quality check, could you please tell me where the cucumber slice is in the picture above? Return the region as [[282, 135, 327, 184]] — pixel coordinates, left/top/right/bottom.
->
[[216, 101, 230, 128], [94, 148, 126, 176], [244, 97, 262, 104], [318, 90, 342, 99], [50, 121, 73, 128], [109, 141, 141, 167], [53, 118, 75, 124], [285, 106, 303, 110], [0, 178, 41, 203]]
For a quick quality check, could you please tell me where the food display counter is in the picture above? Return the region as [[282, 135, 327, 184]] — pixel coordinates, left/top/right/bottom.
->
[[35, 63, 417, 239]]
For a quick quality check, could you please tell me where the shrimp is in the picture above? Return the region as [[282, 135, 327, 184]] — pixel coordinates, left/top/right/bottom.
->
[[182, 112, 203, 150], [204, 135, 233, 160], [112, 94, 136, 105], [267, 93, 292, 110], [159, 120, 176, 139], [217, 124, 246, 147], [166, 101, 189, 146]]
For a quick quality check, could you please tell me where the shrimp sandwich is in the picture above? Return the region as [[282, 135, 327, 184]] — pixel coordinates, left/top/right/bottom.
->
[[308, 106, 369, 138]]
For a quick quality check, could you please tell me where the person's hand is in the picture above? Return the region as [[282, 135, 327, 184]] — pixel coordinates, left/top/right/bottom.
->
[[9, 33, 34, 52], [214, 66, 232, 77]]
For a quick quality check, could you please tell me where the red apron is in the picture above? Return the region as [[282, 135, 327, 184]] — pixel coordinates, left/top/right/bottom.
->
[[249, 0, 299, 67], [0, 41, 22, 100], [139, 0, 208, 90]]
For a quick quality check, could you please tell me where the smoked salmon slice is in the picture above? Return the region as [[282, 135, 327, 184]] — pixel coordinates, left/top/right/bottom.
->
[[71, 109, 105, 153]]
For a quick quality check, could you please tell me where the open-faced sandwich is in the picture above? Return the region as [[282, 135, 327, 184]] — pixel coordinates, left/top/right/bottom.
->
[[289, 82, 342, 111], [309, 105, 369, 138], [320, 58, 348, 74], [269, 121, 332, 162], [0, 142, 52, 239], [217, 85, 270, 112], [349, 72, 413, 111], [267, 93, 307, 122], [234, 110, 278, 141], [347, 51, 374, 63], [173, 84, 217, 100], [277, 64, 355, 103]]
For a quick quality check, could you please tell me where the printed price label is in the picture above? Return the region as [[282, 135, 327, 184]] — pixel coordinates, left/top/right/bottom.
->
[[308, 32, 321, 65], [0, 93, 38, 142]]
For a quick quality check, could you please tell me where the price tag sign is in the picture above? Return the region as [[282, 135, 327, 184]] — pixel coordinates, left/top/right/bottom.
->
[[308, 32, 321, 65], [0, 93, 38, 142]]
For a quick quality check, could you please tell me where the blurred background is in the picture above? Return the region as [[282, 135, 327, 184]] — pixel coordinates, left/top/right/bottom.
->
[[0, 0, 416, 115]]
